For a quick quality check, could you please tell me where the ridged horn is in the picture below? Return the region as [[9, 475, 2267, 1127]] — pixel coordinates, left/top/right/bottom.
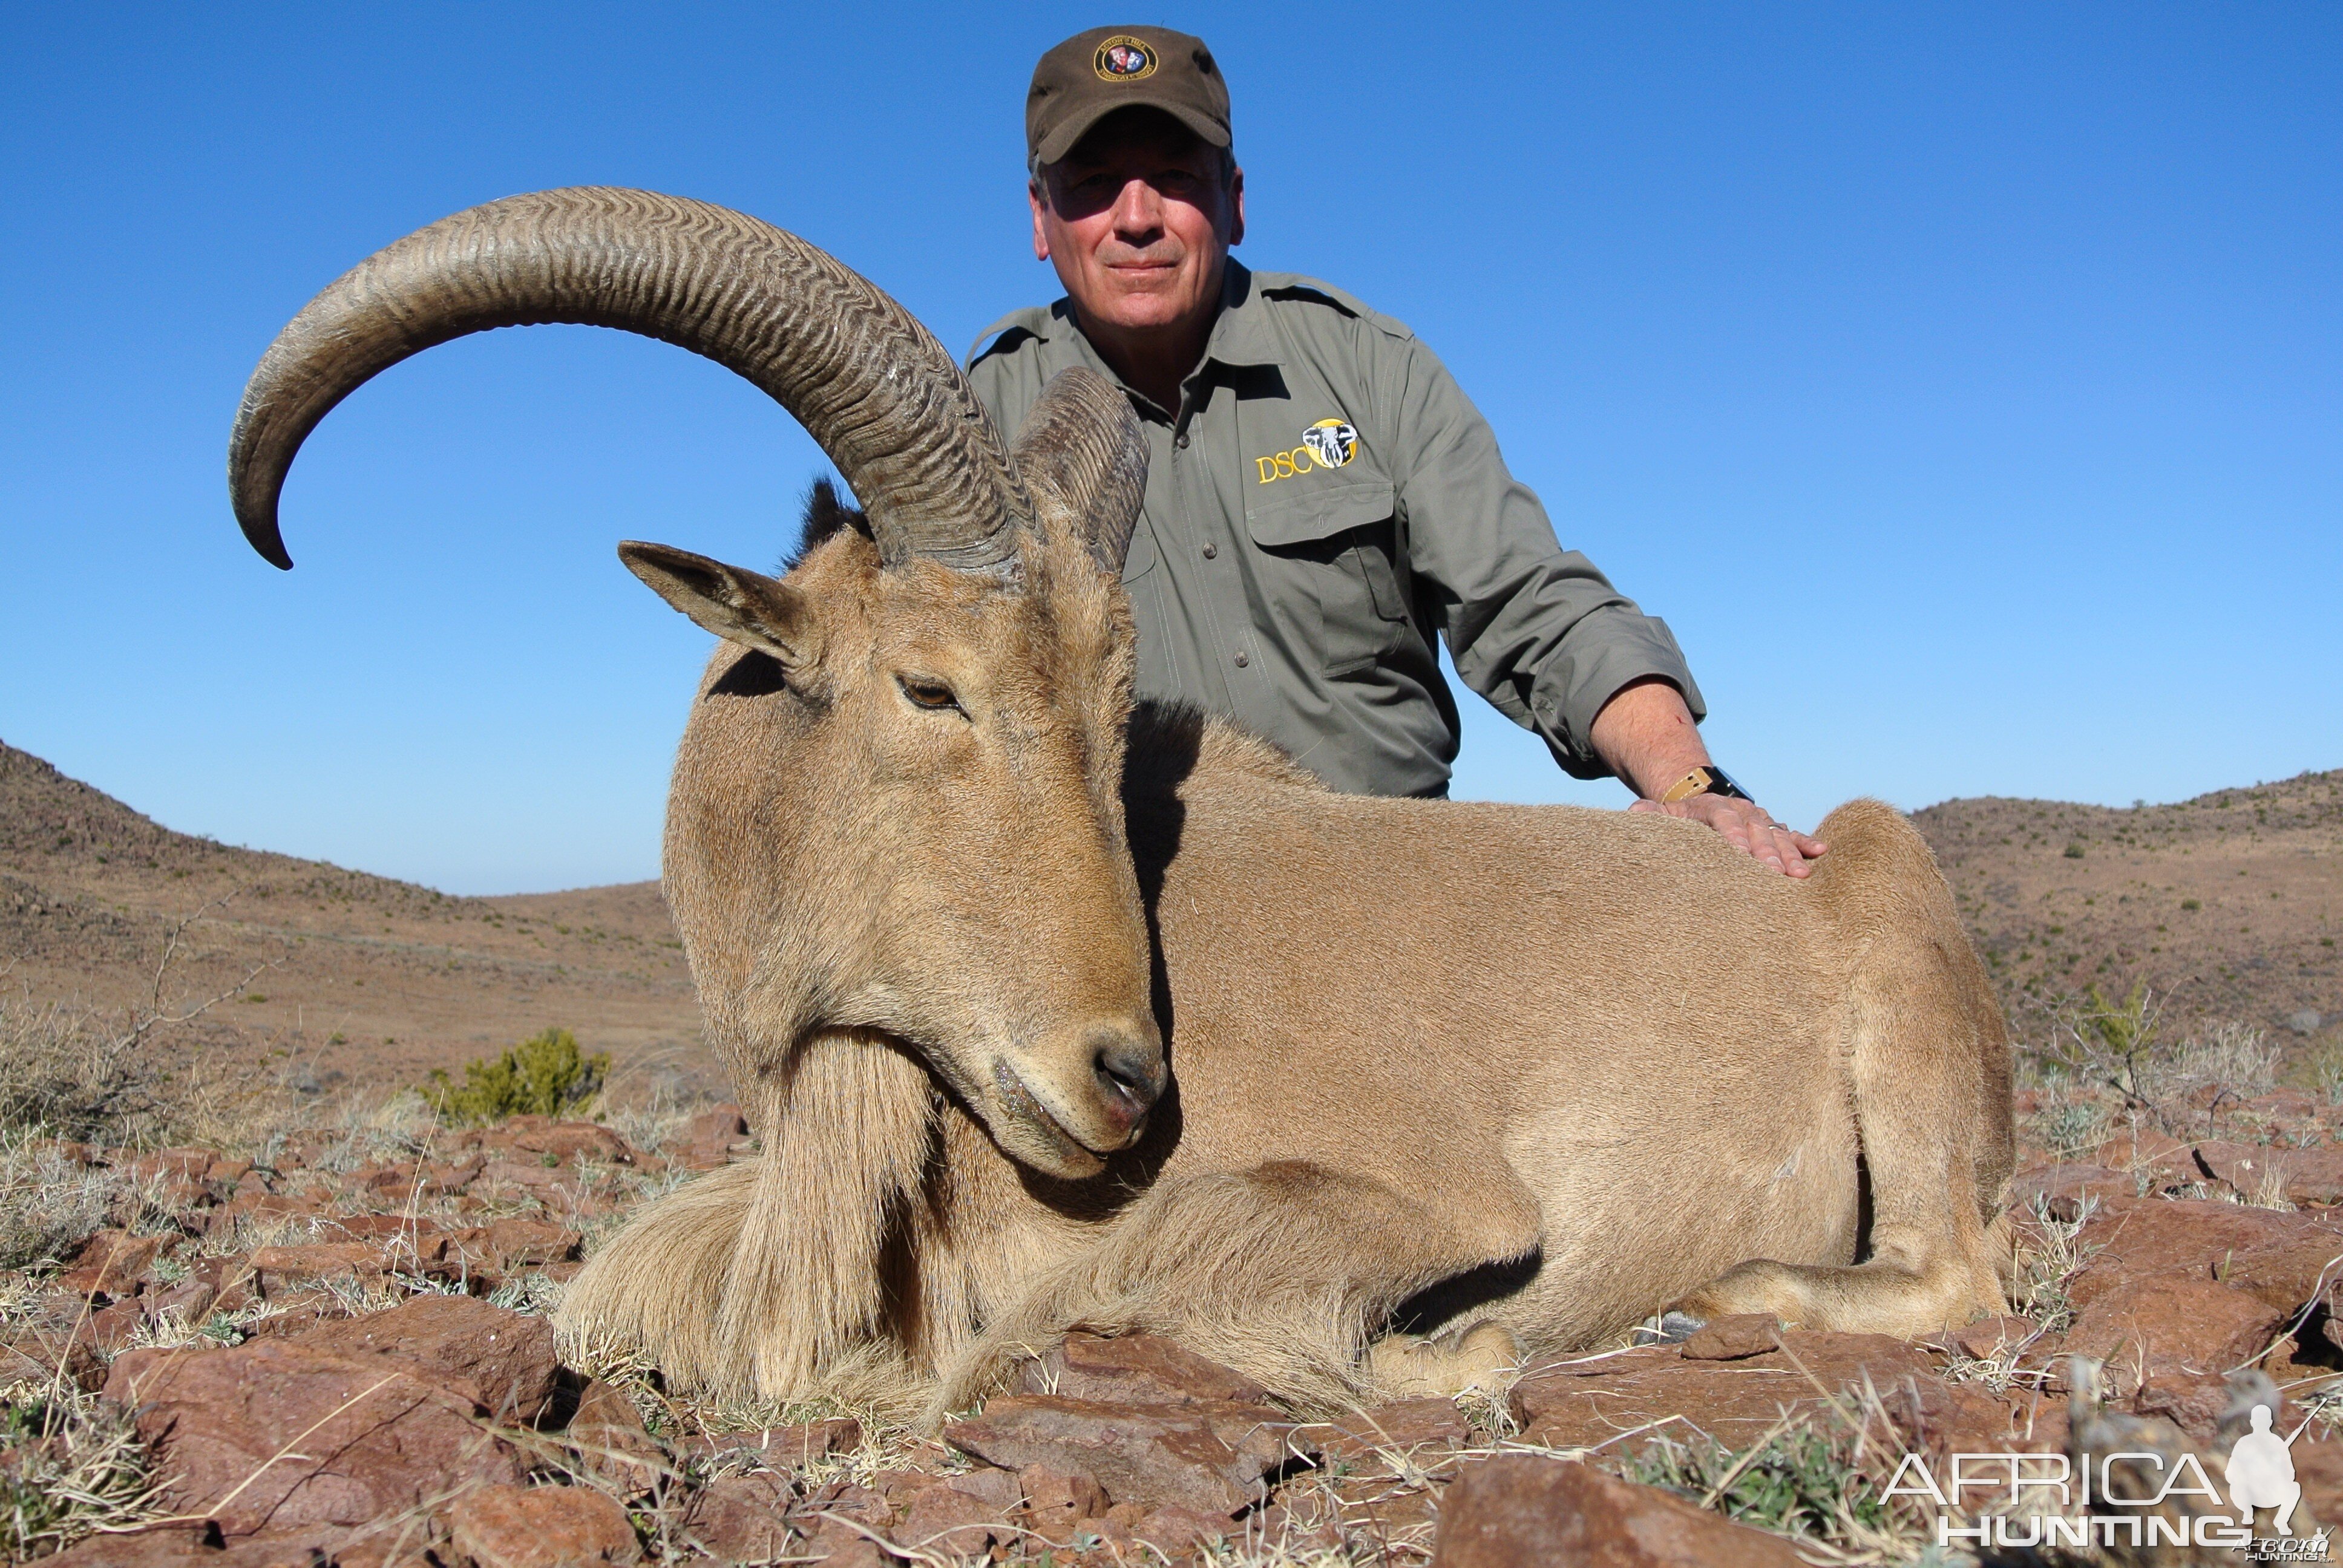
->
[[1009, 368, 1149, 575], [228, 187, 1031, 572]]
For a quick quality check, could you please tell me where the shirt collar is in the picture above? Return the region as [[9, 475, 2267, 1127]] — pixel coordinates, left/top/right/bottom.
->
[[1037, 258, 1282, 394], [1199, 260, 1281, 369]]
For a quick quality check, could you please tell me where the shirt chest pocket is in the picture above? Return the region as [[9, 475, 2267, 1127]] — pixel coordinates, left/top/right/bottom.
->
[[1244, 480, 1411, 677]]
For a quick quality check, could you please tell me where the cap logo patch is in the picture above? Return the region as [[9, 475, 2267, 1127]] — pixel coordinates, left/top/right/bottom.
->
[[1093, 36, 1159, 81]]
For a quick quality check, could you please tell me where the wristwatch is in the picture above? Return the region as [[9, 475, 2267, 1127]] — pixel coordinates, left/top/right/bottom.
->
[[1657, 765, 1752, 806]]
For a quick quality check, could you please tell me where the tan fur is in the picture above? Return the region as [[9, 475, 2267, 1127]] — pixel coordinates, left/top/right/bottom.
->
[[558, 477, 2014, 1421]]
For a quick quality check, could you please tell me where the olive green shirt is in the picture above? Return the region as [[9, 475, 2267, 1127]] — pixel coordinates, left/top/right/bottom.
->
[[966, 260, 1704, 797]]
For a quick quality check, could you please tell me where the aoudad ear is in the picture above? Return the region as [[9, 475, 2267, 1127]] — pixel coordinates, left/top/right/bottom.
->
[[617, 541, 818, 668], [1008, 368, 1150, 576]]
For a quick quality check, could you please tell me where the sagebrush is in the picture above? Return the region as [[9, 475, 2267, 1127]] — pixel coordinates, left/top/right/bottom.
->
[[422, 1027, 609, 1124]]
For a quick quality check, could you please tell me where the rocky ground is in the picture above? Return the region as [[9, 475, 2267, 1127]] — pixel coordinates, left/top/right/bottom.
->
[[8, 746, 2342, 1563], [10, 1067, 2343, 1567]]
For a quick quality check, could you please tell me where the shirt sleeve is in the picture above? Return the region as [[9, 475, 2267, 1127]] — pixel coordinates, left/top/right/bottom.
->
[[1381, 332, 1706, 780]]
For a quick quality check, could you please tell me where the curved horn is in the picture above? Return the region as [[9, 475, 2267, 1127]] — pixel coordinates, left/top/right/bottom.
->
[[229, 187, 1030, 572], [1008, 368, 1149, 575]]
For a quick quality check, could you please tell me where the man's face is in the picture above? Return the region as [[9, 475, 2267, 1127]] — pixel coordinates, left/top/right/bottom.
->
[[1031, 110, 1245, 338]]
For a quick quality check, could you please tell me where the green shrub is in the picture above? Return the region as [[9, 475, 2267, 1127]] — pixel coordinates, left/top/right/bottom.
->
[[421, 1028, 608, 1125]]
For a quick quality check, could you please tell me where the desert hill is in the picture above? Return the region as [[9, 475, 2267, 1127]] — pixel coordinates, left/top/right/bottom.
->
[[1913, 768, 2341, 1050], [0, 741, 713, 1105], [5, 741, 2335, 1105]]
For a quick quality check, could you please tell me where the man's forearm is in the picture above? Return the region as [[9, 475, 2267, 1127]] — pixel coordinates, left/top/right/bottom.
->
[[1587, 676, 1827, 877], [1587, 676, 1710, 800]]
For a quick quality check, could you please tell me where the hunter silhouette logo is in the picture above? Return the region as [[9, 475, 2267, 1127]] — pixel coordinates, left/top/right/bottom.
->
[[2226, 1402, 2307, 1537], [1880, 1397, 2325, 1553]]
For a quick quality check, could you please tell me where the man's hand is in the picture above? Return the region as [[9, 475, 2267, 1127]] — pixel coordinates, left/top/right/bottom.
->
[[1588, 677, 1828, 878], [1629, 793, 1827, 878]]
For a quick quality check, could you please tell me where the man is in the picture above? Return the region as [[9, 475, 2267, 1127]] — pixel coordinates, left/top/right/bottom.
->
[[968, 26, 1824, 875]]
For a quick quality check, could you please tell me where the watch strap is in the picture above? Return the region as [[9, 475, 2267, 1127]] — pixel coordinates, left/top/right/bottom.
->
[[1657, 765, 1751, 805]]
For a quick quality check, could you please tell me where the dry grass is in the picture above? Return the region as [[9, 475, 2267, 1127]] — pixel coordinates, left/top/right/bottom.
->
[[2022, 985, 2281, 1143], [0, 1131, 123, 1273], [2007, 1195, 2097, 1336], [0, 994, 166, 1148], [0, 1382, 165, 1558]]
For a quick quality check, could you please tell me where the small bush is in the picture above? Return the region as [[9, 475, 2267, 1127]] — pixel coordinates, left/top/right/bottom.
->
[[1618, 1416, 1920, 1557], [422, 1028, 609, 1125], [2063, 840, 2086, 858]]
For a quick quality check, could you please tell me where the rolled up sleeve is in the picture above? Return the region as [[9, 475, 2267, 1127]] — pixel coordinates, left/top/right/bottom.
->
[[1387, 337, 1705, 779]]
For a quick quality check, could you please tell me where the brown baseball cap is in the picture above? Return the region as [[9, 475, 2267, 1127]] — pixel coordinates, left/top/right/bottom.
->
[[1026, 25, 1231, 167]]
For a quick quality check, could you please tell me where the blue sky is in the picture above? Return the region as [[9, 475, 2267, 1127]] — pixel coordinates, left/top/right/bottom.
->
[[2, 4, 2335, 894]]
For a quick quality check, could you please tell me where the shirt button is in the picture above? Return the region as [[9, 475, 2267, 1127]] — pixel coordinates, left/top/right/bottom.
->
[[1233, 651, 1249, 668], [1175, 431, 1190, 449], [1201, 543, 1217, 559]]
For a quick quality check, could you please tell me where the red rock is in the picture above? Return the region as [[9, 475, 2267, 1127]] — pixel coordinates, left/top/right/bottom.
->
[[687, 1103, 749, 1151], [1131, 1504, 1236, 1557], [2071, 1196, 2343, 1315], [104, 1338, 526, 1532], [1515, 1332, 1939, 1450], [449, 1218, 583, 1278], [146, 1273, 220, 1326], [2131, 1370, 2282, 1444], [88, 1299, 143, 1350], [1020, 1462, 1107, 1527], [2195, 1141, 2343, 1207], [450, 1482, 641, 1566], [2094, 1129, 2197, 1183], [948, 1394, 1295, 1517], [238, 1303, 339, 1341], [57, 1229, 166, 1296], [1016, 1330, 1273, 1408], [1939, 1314, 2043, 1362], [2063, 1276, 2284, 1385], [2010, 1163, 2132, 1217], [476, 1158, 583, 1192], [293, 1294, 562, 1425], [1312, 1396, 1473, 1468], [678, 1473, 800, 1563], [673, 1414, 862, 1469], [3, 1327, 103, 1391], [899, 1476, 1014, 1556], [567, 1377, 665, 1497], [1432, 1454, 1806, 1567], [188, 1254, 260, 1316], [1677, 1313, 1780, 1361], [2290, 1435, 2343, 1527], [249, 1241, 385, 1295], [797, 1526, 886, 1568], [1883, 1376, 2043, 1459], [2246, 1090, 2321, 1122], [41, 1524, 362, 1566], [488, 1117, 635, 1165], [205, 1189, 324, 1235]]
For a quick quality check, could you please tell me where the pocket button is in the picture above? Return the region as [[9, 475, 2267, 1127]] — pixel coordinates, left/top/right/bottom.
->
[[1202, 543, 1217, 559]]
